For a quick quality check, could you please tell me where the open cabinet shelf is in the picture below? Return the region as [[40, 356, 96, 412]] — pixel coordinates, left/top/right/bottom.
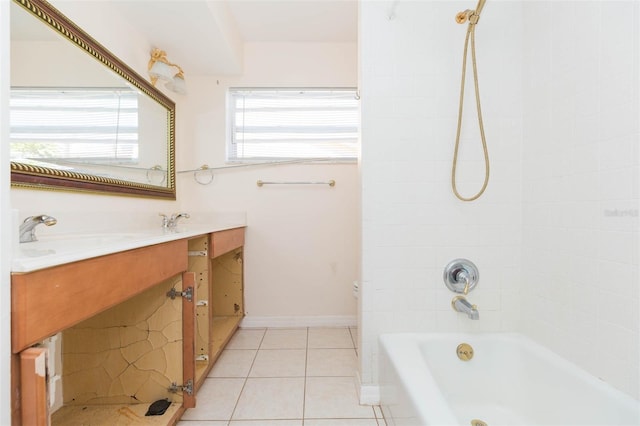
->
[[211, 315, 243, 360]]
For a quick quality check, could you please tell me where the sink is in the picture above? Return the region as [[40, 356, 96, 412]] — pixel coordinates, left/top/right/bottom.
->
[[11, 216, 247, 273], [24, 232, 158, 252], [12, 231, 163, 271], [36, 232, 154, 245]]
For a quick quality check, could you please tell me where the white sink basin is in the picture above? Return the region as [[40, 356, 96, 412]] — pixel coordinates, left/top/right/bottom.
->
[[15, 231, 160, 260], [36, 232, 155, 245]]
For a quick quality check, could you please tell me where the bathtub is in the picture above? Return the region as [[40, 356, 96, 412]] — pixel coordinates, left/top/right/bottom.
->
[[379, 333, 640, 426]]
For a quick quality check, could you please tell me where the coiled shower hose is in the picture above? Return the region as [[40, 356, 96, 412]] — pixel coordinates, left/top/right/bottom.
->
[[451, 11, 489, 202]]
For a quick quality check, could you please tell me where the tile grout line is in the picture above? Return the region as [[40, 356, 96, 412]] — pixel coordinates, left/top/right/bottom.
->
[[189, 327, 373, 426], [226, 328, 266, 424]]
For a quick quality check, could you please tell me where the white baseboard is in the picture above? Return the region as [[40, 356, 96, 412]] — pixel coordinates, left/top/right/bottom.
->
[[240, 315, 357, 328], [355, 371, 380, 405]]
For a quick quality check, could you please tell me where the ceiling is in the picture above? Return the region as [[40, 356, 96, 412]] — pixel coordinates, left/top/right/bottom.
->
[[112, 0, 358, 75], [226, 0, 358, 43]]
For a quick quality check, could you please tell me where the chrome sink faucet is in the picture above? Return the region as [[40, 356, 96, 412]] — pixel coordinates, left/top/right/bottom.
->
[[452, 296, 480, 320], [19, 215, 57, 243], [160, 212, 190, 229]]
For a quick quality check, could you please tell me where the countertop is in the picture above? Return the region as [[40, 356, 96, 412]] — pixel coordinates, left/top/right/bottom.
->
[[12, 219, 246, 273]]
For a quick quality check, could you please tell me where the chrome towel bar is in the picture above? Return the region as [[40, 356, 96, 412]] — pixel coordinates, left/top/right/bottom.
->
[[257, 180, 335, 187]]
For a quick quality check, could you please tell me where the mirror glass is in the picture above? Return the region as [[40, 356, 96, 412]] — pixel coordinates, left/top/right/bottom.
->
[[10, 0, 176, 199]]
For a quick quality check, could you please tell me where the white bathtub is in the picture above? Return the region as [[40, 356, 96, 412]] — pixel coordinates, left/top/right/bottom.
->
[[379, 333, 640, 426]]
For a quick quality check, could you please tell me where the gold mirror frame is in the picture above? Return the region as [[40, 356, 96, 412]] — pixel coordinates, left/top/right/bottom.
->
[[10, 0, 176, 199]]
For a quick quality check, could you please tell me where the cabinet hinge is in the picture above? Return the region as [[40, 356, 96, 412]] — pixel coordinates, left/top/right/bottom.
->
[[169, 379, 193, 395], [167, 286, 193, 302]]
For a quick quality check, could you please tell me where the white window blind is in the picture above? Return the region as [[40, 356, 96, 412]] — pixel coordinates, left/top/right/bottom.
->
[[10, 87, 139, 163], [228, 88, 359, 161]]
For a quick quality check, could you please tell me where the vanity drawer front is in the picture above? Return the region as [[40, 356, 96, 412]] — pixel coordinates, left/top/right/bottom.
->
[[210, 227, 245, 258], [11, 239, 188, 353]]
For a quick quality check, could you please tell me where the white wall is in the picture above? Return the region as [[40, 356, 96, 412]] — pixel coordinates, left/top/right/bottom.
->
[[521, 1, 640, 399], [178, 42, 359, 326], [1, 1, 13, 422], [359, 0, 523, 392]]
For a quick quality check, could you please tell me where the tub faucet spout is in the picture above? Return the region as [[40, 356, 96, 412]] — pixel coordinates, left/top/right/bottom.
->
[[452, 296, 479, 320], [19, 214, 57, 243]]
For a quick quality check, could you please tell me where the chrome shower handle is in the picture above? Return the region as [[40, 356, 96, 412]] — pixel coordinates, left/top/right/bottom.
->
[[443, 259, 479, 294]]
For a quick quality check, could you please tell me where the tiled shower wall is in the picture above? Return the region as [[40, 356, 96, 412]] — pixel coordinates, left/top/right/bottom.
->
[[521, 1, 639, 398], [359, 0, 524, 388], [360, 0, 639, 400]]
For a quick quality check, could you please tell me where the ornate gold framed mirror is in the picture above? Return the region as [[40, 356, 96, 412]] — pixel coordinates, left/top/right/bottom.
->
[[10, 0, 176, 199]]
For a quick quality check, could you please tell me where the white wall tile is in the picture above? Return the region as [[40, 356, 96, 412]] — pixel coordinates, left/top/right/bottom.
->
[[361, 0, 638, 400], [521, 0, 639, 399], [360, 0, 524, 385]]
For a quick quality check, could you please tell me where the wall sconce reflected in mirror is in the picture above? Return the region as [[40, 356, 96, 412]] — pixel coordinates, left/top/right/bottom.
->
[[148, 48, 186, 94]]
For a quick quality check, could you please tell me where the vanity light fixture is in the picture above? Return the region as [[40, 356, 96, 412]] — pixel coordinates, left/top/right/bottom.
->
[[148, 48, 186, 94]]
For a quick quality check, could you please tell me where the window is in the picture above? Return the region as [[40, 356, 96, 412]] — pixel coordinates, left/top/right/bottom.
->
[[228, 88, 359, 161], [10, 87, 139, 164]]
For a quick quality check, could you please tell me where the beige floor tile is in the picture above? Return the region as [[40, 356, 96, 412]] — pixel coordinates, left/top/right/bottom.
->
[[304, 377, 375, 419], [304, 420, 379, 426], [249, 349, 306, 377], [230, 421, 302, 425], [308, 328, 354, 349], [181, 378, 244, 421], [225, 329, 265, 350], [208, 349, 257, 378], [260, 328, 307, 349], [232, 377, 304, 420], [306, 349, 358, 377]]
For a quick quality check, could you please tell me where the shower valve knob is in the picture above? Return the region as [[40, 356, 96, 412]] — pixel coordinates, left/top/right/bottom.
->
[[443, 259, 479, 294]]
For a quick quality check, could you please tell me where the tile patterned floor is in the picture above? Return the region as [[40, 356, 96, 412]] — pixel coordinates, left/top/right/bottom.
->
[[178, 327, 386, 426]]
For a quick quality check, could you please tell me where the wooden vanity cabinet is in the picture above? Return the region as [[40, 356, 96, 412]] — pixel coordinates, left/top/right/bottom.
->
[[11, 227, 246, 425], [11, 239, 188, 353], [11, 239, 193, 426]]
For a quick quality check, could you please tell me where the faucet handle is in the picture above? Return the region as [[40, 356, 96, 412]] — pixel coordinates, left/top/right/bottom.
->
[[443, 259, 479, 294], [170, 212, 190, 220], [167, 212, 189, 228]]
